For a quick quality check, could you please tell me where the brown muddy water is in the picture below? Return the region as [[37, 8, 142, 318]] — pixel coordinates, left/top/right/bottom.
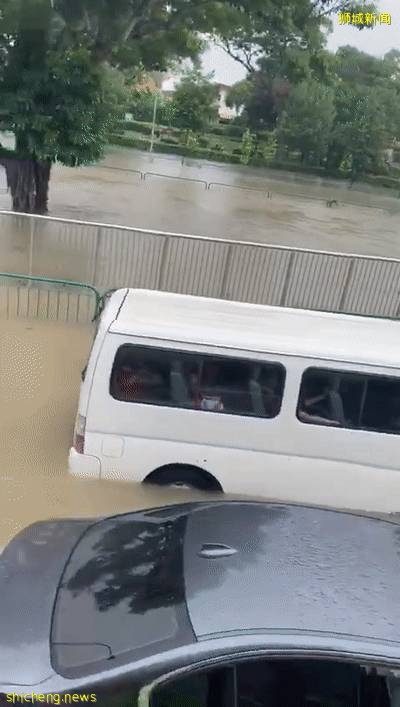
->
[[1, 317, 399, 550], [0, 145, 400, 261], [0, 318, 225, 548]]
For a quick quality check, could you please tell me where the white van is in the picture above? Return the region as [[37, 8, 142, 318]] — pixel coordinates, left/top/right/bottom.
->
[[69, 288, 400, 512]]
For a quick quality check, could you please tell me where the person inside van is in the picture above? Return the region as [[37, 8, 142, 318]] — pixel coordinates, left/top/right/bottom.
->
[[260, 369, 282, 418], [115, 362, 164, 402], [188, 362, 224, 412], [298, 376, 343, 427]]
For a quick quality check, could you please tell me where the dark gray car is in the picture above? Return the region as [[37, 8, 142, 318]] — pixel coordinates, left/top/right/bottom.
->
[[1, 501, 400, 706]]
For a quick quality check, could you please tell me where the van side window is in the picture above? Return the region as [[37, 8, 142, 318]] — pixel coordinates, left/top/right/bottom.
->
[[110, 345, 285, 419], [298, 368, 400, 434]]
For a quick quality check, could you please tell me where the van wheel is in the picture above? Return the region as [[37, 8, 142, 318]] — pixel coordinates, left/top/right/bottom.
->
[[144, 465, 222, 492]]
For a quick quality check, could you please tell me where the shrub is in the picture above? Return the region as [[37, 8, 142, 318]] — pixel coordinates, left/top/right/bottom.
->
[[120, 119, 153, 135], [209, 126, 224, 136], [129, 90, 175, 125], [266, 159, 328, 176], [154, 141, 190, 156], [160, 135, 180, 145], [209, 151, 241, 164], [108, 133, 150, 150], [361, 174, 400, 190], [240, 129, 256, 165], [224, 124, 245, 138], [107, 134, 253, 167], [198, 136, 209, 148], [208, 123, 244, 139]]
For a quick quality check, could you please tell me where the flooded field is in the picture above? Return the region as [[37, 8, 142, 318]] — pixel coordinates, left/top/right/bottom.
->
[[0, 146, 400, 262], [1, 316, 399, 549], [0, 318, 222, 548]]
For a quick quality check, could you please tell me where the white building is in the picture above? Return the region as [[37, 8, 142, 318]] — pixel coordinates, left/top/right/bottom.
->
[[161, 77, 239, 121]]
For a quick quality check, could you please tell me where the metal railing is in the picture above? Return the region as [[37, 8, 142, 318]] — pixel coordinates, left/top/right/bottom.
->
[[207, 182, 272, 198], [0, 272, 100, 323], [143, 171, 208, 189], [1, 210, 400, 319], [96, 162, 400, 211]]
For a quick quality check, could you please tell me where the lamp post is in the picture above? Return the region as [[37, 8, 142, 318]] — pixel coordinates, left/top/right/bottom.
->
[[149, 92, 159, 154]]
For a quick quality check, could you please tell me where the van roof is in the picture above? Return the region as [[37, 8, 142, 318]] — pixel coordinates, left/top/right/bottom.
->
[[108, 289, 400, 369]]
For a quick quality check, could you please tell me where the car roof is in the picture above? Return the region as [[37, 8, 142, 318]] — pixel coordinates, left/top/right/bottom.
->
[[52, 501, 400, 663], [183, 502, 400, 647], [108, 289, 400, 369], [2, 501, 400, 694]]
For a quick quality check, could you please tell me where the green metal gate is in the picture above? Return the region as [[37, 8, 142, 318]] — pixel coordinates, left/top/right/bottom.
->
[[0, 273, 101, 324]]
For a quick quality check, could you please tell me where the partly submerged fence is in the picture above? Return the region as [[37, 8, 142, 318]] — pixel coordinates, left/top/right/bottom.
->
[[0, 272, 100, 323], [1, 210, 400, 321]]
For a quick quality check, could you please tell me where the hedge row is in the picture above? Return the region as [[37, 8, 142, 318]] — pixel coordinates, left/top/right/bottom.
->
[[208, 124, 244, 139], [108, 133, 242, 164], [122, 119, 183, 138], [123, 118, 245, 139], [263, 159, 329, 176], [121, 120, 154, 135], [109, 134, 150, 150], [362, 174, 400, 190], [109, 135, 400, 189], [121, 120, 288, 146], [109, 135, 332, 172]]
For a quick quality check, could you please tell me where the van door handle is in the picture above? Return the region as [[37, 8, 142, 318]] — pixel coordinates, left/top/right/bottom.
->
[[197, 543, 237, 559]]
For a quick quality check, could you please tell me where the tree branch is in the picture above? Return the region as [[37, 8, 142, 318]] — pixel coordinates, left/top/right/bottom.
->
[[215, 38, 257, 73], [122, 0, 163, 42]]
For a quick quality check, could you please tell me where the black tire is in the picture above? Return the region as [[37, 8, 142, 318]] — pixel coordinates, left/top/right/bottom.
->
[[144, 465, 222, 492]]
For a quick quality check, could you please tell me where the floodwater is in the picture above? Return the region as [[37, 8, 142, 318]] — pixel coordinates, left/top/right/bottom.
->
[[0, 318, 223, 548], [1, 317, 399, 549], [0, 145, 400, 259]]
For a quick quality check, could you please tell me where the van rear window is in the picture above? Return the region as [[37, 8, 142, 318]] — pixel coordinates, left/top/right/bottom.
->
[[298, 367, 400, 435], [110, 345, 285, 419]]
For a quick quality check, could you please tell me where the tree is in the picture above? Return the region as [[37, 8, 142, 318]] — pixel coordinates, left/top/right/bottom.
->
[[171, 70, 219, 131], [226, 78, 253, 112], [277, 80, 335, 165], [128, 87, 178, 126], [0, 45, 127, 213], [331, 89, 386, 180], [0, 0, 265, 213], [215, 0, 376, 130], [327, 48, 400, 178], [215, 0, 377, 74]]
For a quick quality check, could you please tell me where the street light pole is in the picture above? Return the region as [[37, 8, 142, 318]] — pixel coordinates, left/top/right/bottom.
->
[[149, 92, 159, 154]]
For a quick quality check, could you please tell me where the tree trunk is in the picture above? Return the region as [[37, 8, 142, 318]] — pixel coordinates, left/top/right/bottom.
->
[[0, 156, 51, 214], [33, 160, 51, 214]]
